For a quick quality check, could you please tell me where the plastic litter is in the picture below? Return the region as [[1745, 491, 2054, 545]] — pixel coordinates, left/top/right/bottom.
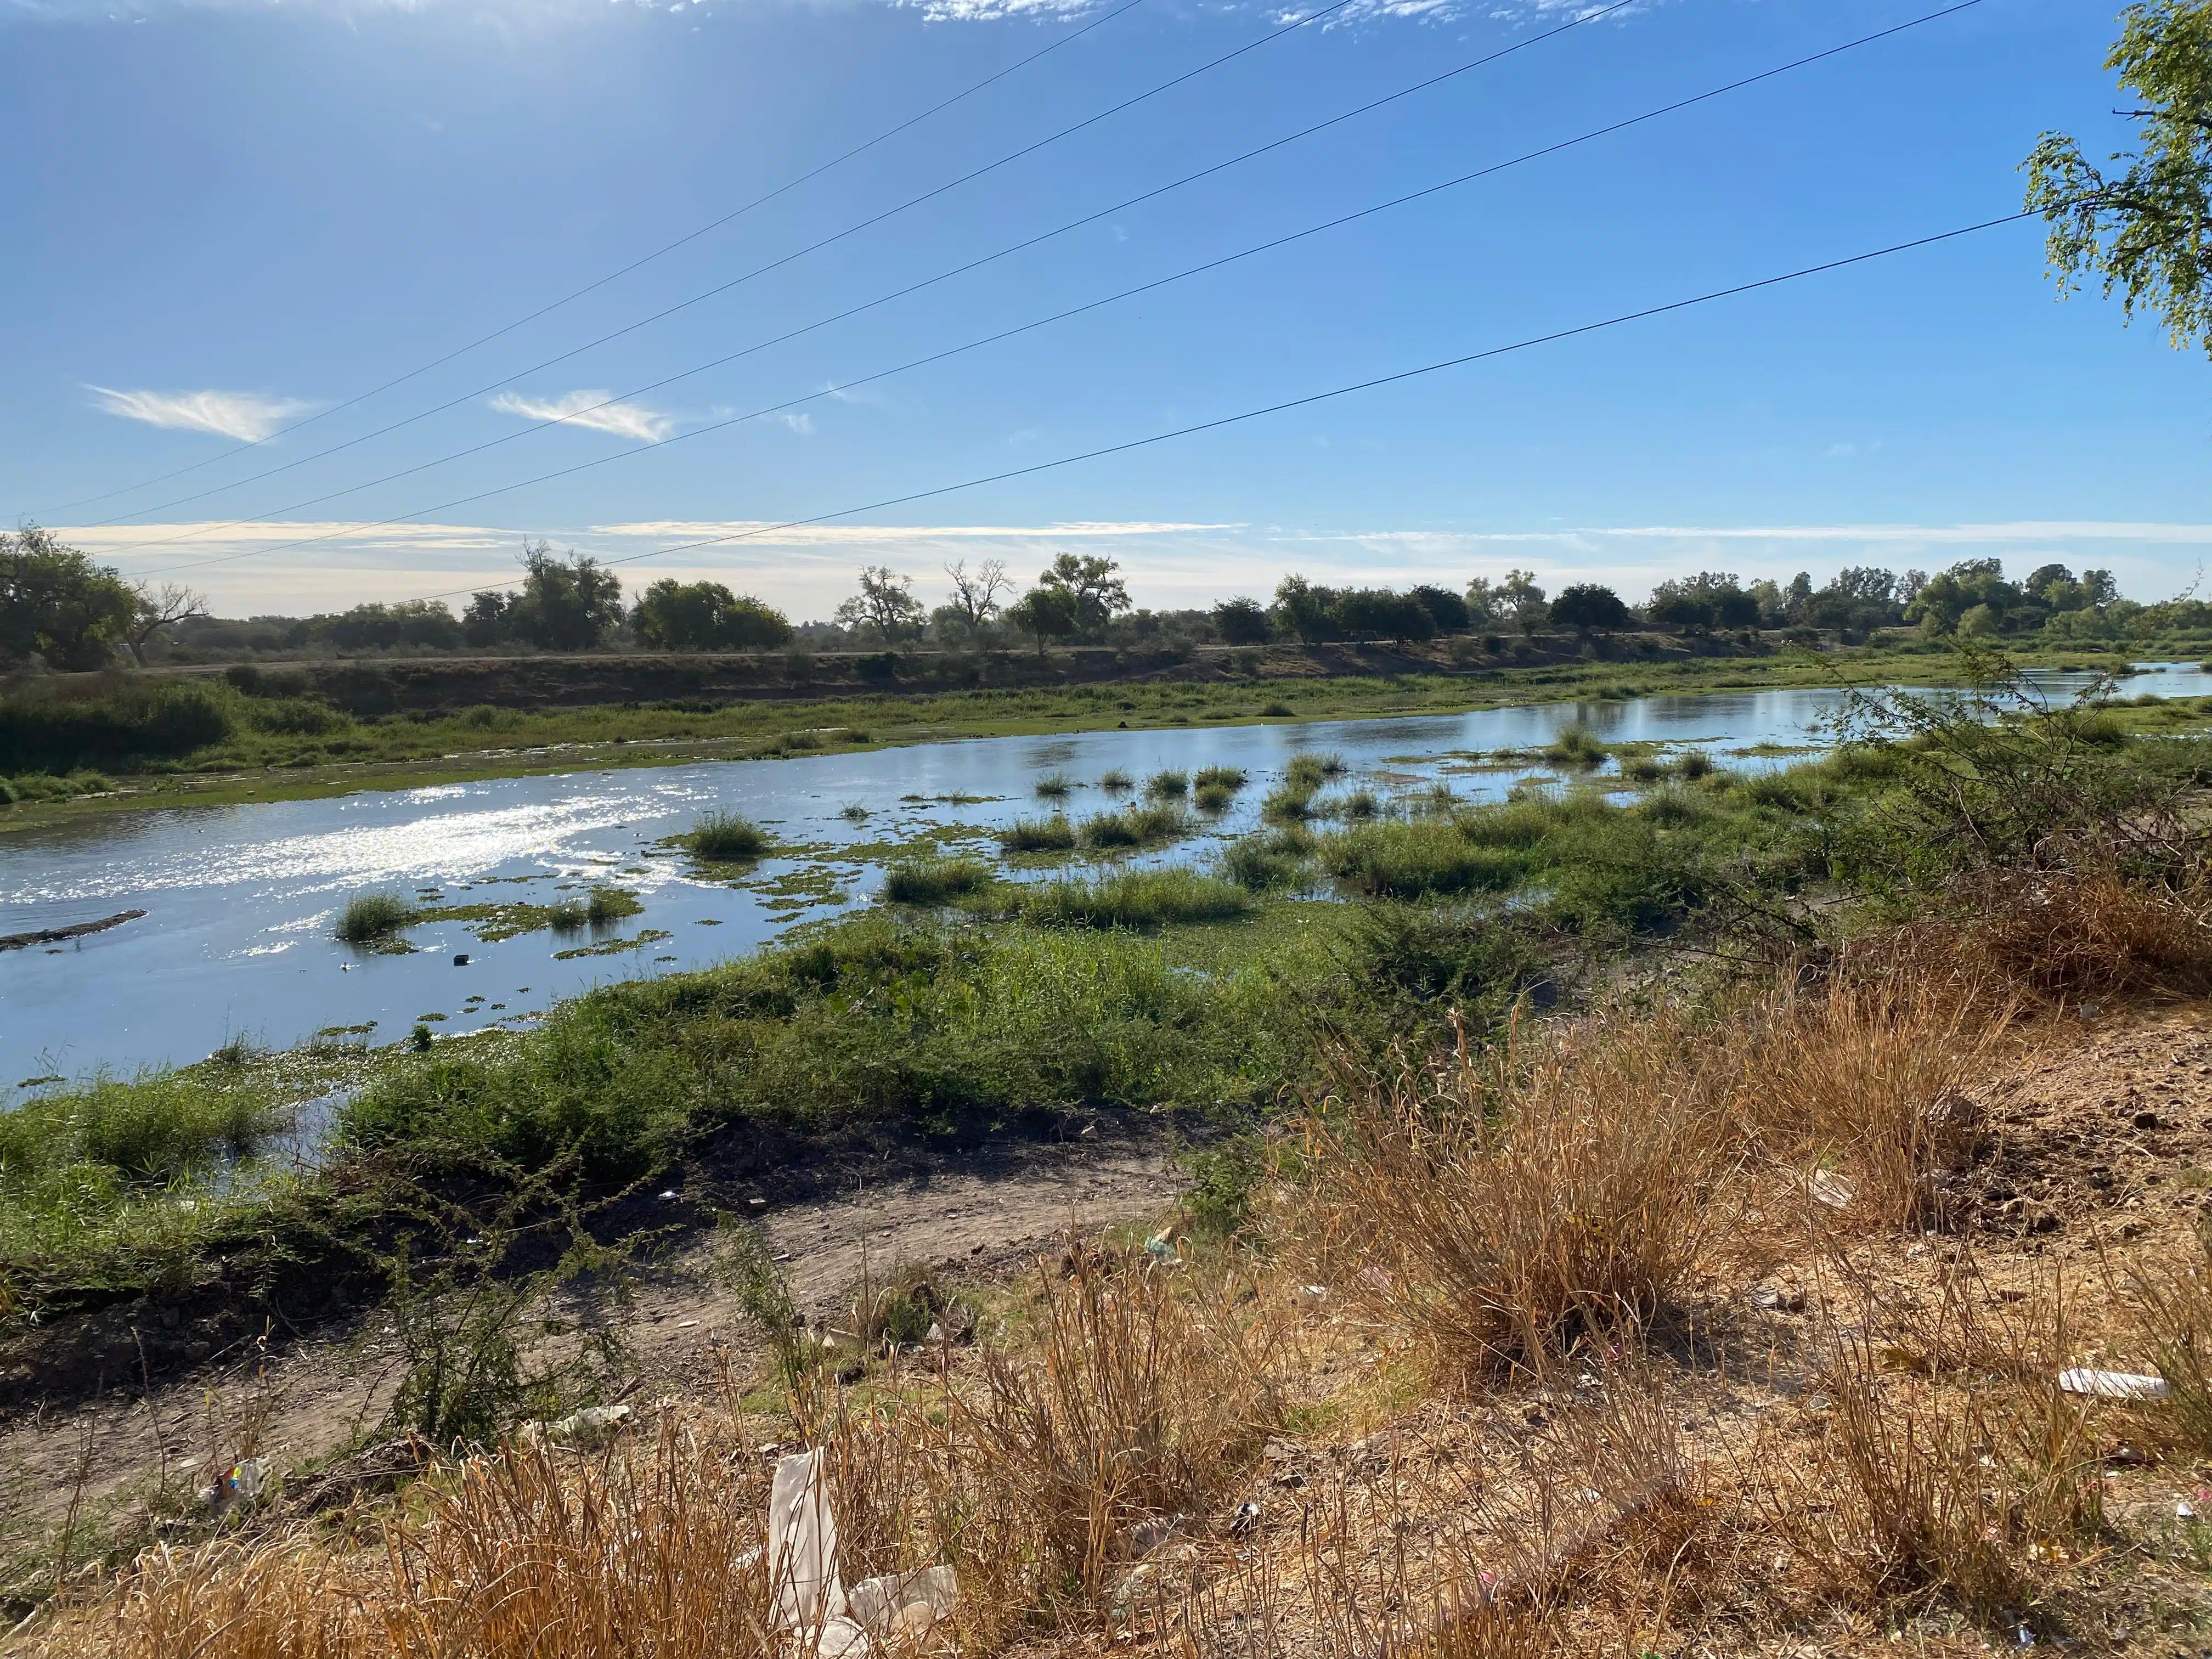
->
[[1230, 1500, 1262, 1537], [1144, 1230, 1179, 1266], [531, 1403, 633, 1448], [1297, 1284, 1328, 1307], [766, 1448, 959, 1654], [2058, 1368, 2170, 1401], [1809, 1170, 1857, 1209], [229, 1457, 270, 1502]]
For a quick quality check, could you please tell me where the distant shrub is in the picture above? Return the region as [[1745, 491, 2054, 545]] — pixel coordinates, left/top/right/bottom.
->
[[0, 680, 235, 774]]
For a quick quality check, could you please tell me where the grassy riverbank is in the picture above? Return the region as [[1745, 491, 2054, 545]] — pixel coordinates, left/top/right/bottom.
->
[[8, 661, 2206, 1346], [0, 635, 2165, 827]]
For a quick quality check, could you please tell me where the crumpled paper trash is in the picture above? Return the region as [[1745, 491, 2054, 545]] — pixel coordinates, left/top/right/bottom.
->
[[768, 1448, 959, 1654]]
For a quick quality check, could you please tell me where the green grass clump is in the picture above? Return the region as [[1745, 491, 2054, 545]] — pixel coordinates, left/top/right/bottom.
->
[[340, 911, 1305, 1174], [1079, 803, 1189, 850], [1034, 771, 1077, 800], [686, 811, 771, 861], [1341, 788, 1381, 820], [1261, 783, 1316, 823], [1319, 820, 1525, 900], [883, 855, 994, 904], [1099, 768, 1134, 792], [546, 899, 591, 933], [1543, 723, 1610, 766], [336, 893, 416, 944], [998, 814, 1077, 853], [1195, 765, 1248, 792], [1146, 769, 1189, 800], [1222, 833, 1310, 891], [1017, 870, 1252, 929], [1194, 781, 1237, 812], [1285, 754, 1346, 791], [1675, 749, 1716, 781], [0, 1068, 296, 1307]]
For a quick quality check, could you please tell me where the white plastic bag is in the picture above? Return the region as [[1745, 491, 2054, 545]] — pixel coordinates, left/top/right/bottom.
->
[[768, 1449, 849, 1634]]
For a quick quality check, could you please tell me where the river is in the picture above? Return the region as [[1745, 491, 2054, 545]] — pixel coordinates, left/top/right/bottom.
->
[[4, 664, 2203, 1090]]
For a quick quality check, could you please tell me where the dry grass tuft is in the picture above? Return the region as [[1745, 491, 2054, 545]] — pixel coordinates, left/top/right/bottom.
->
[[953, 1249, 1284, 1604], [1965, 864, 2212, 1002], [1302, 1008, 1742, 1375], [1756, 1327, 2103, 1620], [1737, 965, 2016, 1231]]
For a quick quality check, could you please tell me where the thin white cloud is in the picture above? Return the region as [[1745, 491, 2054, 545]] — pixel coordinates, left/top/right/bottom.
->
[[85, 386, 314, 443], [487, 390, 674, 444], [589, 518, 1238, 543]]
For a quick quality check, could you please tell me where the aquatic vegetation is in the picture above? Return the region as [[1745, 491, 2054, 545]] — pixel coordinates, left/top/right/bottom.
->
[[684, 811, 771, 861], [882, 855, 994, 904], [1098, 768, 1134, 792], [998, 815, 1077, 853], [1145, 769, 1188, 800], [1017, 870, 1251, 929], [1194, 781, 1236, 812], [1261, 782, 1316, 823], [1078, 802, 1190, 850], [1544, 723, 1610, 766], [1194, 765, 1247, 792], [336, 893, 416, 945], [1034, 771, 1077, 800]]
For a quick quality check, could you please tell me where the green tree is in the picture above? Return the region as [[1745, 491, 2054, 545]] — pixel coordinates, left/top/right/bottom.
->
[[0, 525, 139, 670], [630, 579, 791, 650], [1271, 574, 1342, 642], [1036, 552, 1131, 637], [1549, 583, 1632, 634], [1465, 569, 1545, 631], [1211, 596, 1271, 644], [833, 566, 924, 643], [497, 541, 624, 650], [1003, 584, 1081, 654], [2025, 1, 2212, 355], [1330, 588, 1436, 642], [1408, 583, 1470, 633], [1904, 559, 2025, 637]]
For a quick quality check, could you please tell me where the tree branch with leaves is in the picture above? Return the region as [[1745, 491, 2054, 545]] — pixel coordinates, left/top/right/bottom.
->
[[2024, 0, 2212, 354]]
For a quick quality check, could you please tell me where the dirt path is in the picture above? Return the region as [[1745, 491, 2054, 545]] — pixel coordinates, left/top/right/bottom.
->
[[0, 1134, 1184, 1571]]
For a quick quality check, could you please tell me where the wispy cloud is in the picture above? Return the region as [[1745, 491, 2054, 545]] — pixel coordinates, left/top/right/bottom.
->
[[85, 386, 314, 443], [487, 390, 674, 444]]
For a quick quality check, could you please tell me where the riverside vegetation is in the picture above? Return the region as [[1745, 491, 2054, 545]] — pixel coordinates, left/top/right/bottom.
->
[[13, 650, 2212, 1652], [1, 633, 2200, 823]]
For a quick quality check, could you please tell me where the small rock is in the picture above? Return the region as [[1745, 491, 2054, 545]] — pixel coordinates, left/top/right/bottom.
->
[[453, 953, 470, 967], [2135, 1110, 2163, 1130]]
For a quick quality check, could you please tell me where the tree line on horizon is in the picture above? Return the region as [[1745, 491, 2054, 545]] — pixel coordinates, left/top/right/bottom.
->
[[0, 522, 2190, 673]]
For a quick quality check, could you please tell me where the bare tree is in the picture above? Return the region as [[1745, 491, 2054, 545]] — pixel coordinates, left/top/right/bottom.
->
[[942, 558, 1012, 634], [125, 582, 210, 665]]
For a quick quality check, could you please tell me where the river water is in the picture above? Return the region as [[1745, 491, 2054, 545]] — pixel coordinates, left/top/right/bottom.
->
[[4, 664, 2204, 1091]]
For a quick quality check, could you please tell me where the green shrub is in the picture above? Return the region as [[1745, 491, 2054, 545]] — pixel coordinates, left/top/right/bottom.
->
[[0, 680, 236, 774], [686, 811, 770, 860]]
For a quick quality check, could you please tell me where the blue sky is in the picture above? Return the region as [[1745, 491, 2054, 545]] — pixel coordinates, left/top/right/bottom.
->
[[2, 0, 2202, 622]]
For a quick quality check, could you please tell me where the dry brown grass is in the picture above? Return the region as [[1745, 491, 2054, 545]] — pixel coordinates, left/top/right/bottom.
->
[[1965, 865, 2212, 1003], [1737, 964, 2018, 1231], [1299, 1006, 1746, 1375]]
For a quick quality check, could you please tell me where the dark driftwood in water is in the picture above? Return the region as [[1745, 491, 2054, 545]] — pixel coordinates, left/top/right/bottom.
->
[[0, 909, 147, 952]]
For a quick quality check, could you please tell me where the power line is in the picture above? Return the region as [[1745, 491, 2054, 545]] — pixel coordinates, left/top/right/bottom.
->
[[118, 1, 1985, 582], [41, 0, 1154, 517], [92, 0, 1656, 558], [67, 0, 1398, 531], [152, 211, 2042, 605], [486, 213, 2043, 592]]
